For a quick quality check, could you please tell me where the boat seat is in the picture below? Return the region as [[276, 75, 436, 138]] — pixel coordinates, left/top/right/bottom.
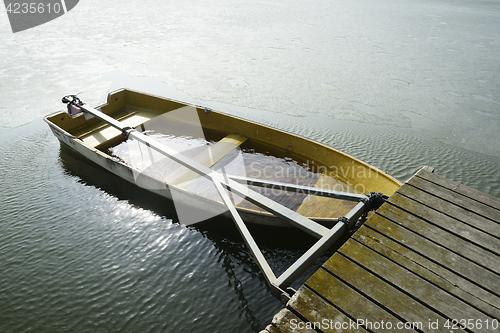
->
[[295, 173, 358, 219], [167, 133, 248, 187], [80, 111, 156, 148]]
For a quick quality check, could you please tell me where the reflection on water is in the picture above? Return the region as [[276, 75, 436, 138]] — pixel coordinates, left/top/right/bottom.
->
[[2, 0, 500, 331], [58, 138, 334, 329], [63, 143, 180, 219], [1, 122, 301, 333]]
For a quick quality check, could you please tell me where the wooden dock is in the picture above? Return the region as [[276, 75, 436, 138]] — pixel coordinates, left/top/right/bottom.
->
[[261, 167, 500, 333]]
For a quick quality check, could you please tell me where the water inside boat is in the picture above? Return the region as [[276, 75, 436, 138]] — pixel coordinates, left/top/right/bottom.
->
[[103, 111, 359, 220]]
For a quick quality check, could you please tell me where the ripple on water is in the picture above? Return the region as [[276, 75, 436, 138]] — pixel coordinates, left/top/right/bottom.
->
[[2, 108, 498, 333], [1, 123, 264, 333], [269, 112, 500, 197]]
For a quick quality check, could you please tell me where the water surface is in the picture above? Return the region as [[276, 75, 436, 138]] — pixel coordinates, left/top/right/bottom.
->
[[1, 0, 499, 332]]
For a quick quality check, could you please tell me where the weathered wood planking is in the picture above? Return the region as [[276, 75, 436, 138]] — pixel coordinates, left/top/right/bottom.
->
[[263, 167, 500, 333], [416, 171, 500, 211], [367, 214, 500, 294], [406, 177, 500, 228], [387, 192, 499, 252], [374, 201, 500, 272], [397, 180, 500, 238], [352, 228, 500, 318]]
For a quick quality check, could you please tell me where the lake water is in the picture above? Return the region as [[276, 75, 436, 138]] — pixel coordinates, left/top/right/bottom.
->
[[1, 0, 499, 332]]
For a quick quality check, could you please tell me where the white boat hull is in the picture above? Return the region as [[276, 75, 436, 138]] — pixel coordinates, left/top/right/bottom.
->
[[48, 122, 297, 227]]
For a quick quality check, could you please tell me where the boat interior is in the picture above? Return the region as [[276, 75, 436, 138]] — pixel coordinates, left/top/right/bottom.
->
[[46, 89, 400, 221]]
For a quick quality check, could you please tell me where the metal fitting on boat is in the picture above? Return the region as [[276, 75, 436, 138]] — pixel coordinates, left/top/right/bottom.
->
[[62, 95, 84, 118], [121, 126, 133, 139], [338, 216, 349, 225], [362, 192, 387, 212]]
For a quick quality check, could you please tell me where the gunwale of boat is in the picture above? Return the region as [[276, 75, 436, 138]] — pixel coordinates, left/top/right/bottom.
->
[[44, 89, 401, 223]]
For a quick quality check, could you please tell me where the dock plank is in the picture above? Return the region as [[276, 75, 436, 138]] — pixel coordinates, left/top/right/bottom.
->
[[270, 308, 317, 333], [397, 184, 500, 238], [388, 192, 500, 252], [287, 286, 368, 333], [335, 239, 494, 328], [407, 175, 500, 223], [260, 324, 283, 333], [264, 168, 500, 333], [416, 171, 500, 211], [352, 227, 500, 317], [320, 252, 466, 333], [365, 214, 500, 294], [376, 202, 500, 272], [306, 268, 420, 333]]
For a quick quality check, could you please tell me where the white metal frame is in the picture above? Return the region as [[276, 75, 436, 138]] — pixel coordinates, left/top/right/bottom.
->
[[63, 96, 374, 304]]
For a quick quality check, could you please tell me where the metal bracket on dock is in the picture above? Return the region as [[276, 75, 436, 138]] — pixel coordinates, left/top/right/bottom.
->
[[265, 196, 374, 304], [274, 286, 297, 304], [229, 175, 381, 304], [65, 96, 386, 305]]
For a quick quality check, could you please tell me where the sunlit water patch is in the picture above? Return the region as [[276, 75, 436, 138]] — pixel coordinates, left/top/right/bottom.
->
[[1, 120, 302, 333], [2, 0, 500, 331]]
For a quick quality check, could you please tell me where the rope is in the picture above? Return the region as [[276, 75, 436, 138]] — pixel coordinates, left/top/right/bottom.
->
[[339, 192, 388, 232], [358, 192, 388, 227], [362, 192, 387, 212]]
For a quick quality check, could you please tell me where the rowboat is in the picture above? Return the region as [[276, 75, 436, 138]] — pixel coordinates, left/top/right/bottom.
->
[[45, 89, 400, 227], [45, 89, 401, 300], [45, 89, 400, 226]]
